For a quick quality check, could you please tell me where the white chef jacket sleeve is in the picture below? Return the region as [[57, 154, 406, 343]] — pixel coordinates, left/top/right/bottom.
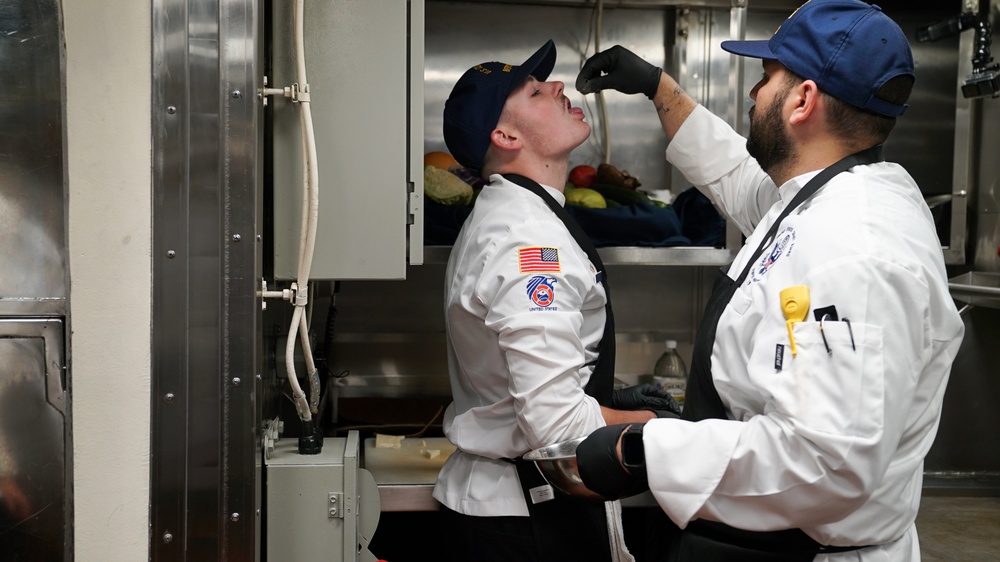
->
[[644, 254, 943, 531], [666, 105, 779, 237], [473, 218, 606, 450]]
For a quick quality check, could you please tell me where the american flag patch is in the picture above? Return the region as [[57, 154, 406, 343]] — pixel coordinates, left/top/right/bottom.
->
[[518, 246, 560, 273]]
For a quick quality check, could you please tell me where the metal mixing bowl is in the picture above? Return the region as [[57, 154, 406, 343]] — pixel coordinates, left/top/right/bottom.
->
[[523, 437, 605, 501]]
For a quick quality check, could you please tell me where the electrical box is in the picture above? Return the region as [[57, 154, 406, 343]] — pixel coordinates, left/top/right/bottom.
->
[[271, 0, 424, 280], [264, 432, 380, 562]]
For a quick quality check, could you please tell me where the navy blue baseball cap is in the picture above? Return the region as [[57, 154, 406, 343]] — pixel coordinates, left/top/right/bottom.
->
[[721, 0, 914, 117], [443, 40, 557, 175]]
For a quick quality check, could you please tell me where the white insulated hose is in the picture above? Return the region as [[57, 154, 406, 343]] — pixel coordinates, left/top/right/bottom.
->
[[285, 0, 322, 422]]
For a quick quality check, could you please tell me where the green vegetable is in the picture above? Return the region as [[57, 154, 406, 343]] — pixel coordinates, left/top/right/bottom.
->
[[565, 187, 607, 208], [589, 183, 653, 206], [424, 165, 473, 205]]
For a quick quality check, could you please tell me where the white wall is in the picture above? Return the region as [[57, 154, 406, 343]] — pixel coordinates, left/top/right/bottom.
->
[[64, 1, 152, 560]]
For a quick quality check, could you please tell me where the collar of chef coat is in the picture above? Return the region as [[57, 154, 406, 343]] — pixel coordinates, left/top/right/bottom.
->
[[491, 173, 567, 206], [775, 168, 824, 205]]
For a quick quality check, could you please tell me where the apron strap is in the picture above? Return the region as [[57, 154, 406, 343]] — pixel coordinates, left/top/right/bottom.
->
[[735, 144, 884, 285], [503, 173, 616, 405]]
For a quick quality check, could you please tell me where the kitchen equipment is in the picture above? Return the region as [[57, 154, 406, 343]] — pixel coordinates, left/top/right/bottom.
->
[[265, 431, 380, 562], [363, 436, 456, 485], [523, 437, 604, 501]]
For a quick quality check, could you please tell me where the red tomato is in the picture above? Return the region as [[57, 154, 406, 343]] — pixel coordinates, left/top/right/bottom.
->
[[568, 165, 597, 189]]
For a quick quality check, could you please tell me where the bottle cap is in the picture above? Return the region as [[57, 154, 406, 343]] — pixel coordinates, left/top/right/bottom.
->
[[665, 340, 677, 350]]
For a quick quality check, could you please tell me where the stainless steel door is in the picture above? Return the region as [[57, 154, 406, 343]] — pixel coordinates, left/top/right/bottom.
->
[[0, 319, 68, 561]]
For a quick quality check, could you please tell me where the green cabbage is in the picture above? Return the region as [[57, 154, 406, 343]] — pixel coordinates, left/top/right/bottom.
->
[[424, 165, 473, 205]]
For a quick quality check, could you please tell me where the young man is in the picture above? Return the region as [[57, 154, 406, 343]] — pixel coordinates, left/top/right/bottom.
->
[[573, 1, 965, 561], [431, 40, 678, 562]]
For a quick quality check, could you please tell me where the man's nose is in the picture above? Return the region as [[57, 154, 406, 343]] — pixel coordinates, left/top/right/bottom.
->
[[549, 81, 565, 97]]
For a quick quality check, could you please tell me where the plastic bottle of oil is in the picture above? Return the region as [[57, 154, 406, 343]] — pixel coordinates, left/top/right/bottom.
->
[[653, 340, 687, 410]]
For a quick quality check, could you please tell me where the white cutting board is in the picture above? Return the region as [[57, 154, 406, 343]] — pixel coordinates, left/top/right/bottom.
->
[[363, 437, 456, 485]]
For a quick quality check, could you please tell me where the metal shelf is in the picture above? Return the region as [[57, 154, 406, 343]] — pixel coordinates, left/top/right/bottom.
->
[[950, 271, 1000, 310], [422, 245, 733, 266]]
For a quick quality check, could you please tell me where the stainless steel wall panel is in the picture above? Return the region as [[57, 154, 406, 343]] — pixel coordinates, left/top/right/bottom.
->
[[424, 1, 672, 191], [152, 0, 259, 559], [0, 0, 67, 317]]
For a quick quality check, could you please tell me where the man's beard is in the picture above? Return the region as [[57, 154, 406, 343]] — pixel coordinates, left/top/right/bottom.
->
[[746, 95, 794, 175]]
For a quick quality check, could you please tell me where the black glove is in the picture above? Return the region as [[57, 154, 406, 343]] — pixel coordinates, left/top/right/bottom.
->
[[610, 383, 681, 418], [577, 423, 649, 500], [576, 46, 663, 99]]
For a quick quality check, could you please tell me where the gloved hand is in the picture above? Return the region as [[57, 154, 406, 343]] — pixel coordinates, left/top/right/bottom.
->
[[576, 46, 663, 99], [577, 423, 649, 500], [610, 383, 681, 418]]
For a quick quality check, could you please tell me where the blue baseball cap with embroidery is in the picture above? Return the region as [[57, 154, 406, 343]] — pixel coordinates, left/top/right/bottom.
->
[[443, 40, 557, 175], [721, 0, 914, 117]]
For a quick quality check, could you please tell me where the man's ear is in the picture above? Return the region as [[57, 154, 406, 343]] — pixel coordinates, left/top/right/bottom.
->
[[788, 79, 819, 126], [490, 127, 522, 152]]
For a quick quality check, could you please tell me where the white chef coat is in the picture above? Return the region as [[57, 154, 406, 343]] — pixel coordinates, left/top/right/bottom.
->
[[645, 105, 964, 561], [432, 174, 608, 517]]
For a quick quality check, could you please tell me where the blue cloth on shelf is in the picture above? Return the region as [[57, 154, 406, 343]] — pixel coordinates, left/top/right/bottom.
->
[[423, 187, 724, 248], [565, 202, 690, 248], [672, 187, 726, 247]]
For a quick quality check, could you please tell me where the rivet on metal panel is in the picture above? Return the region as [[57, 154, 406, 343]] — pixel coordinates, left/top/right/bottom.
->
[[162, 531, 173, 543], [232, 377, 241, 387], [164, 393, 175, 403], [232, 234, 242, 242], [166, 106, 177, 115], [232, 90, 242, 99], [167, 250, 176, 259], [230, 513, 240, 522]]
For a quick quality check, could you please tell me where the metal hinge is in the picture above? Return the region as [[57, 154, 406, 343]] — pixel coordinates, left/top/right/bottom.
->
[[328, 492, 344, 518], [406, 181, 416, 226]]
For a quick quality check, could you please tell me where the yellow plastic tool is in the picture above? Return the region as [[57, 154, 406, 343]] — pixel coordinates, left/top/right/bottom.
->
[[780, 285, 810, 356]]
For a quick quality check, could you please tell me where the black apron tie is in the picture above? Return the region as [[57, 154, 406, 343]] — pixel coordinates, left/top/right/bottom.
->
[[501, 173, 616, 562], [667, 145, 885, 561]]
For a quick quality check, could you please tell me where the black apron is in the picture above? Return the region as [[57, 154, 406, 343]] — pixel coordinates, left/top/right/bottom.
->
[[663, 146, 884, 561], [503, 173, 616, 562]]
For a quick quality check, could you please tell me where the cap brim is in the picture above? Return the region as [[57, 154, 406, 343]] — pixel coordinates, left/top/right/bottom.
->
[[515, 39, 557, 84], [720, 39, 776, 60]]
